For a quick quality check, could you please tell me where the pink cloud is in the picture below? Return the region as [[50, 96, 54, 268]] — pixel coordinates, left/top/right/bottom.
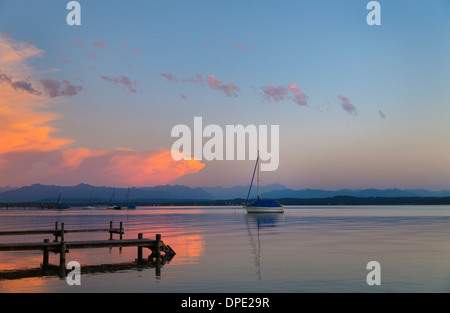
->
[[184, 73, 203, 84], [338, 94, 357, 116], [206, 75, 239, 97], [288, 83, 308, 106], [40, 78, 83, 98], [73, 38, 84, 48], [134, 47, 142, 54], [260, 85, 289, 102], [88, 51, 97, 60], [58, 57, 70, 64], [0, 149, 205, 187], [235, 43, 245, 51], [101, 75, 138, 94], [178, 94, 187, 100], [160, 72, 178, 83], [260, 83, 308, 106], [92, 40, 108, 50], [3, 33, 12, 39]]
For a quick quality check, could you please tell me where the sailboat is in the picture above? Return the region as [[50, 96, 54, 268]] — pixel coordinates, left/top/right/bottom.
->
[[56, 192, 71, 211], [243, 151, 284, 214], [119, 187, 136, 210], [107, 188, 121, 210], [82, 189, 98, 210]]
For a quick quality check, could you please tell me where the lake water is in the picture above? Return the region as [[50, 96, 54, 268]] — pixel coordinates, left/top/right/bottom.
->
[[1, 205, 450, 293]]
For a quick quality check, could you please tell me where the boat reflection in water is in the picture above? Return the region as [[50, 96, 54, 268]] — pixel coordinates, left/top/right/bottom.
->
[[244, 213, 285, 281]]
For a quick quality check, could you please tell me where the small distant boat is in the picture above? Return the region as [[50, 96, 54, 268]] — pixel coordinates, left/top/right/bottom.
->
[[119, 187, 136, 210], [243, 151, 284, 214], [82, 189, 98, 210], [108, 187, 136, 210], [56, 192, 71, 211], [107, 188, 120, 210]]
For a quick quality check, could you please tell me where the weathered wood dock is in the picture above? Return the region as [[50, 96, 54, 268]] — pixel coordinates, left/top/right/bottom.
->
[[0, 222, 175, 277]]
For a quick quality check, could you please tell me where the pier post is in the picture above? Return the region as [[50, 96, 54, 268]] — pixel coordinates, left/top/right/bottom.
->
[[42, 239, 49, 269], [59, 241, 66, 277], [156, 234, 161, 256], [54, 222, 59, 242], [109, 221, 113, 240], [120, 222, 123, 240], [137, 233, 143, 261], [61, 223, 65, 242]]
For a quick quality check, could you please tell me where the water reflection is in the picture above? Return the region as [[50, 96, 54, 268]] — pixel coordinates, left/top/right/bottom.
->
[[244, 213, 284, 281], [0, 254, 175, 282]]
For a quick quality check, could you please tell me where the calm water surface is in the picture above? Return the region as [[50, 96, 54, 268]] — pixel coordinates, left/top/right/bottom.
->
[[1, 205, 450, 293]]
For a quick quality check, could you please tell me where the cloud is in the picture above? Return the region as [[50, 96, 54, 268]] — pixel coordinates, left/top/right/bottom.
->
[[40, 78, 83, 98], [134, 47, 142, 54], [184, 73, 203, 84], [0, 36, 204, 187], [73, 38, 84, 48], [0, 70, 41, 96], [178, 94, 187, 100], [260, 85, 289, 102], [0, 149, 205, 187], [287, 83, 308, 106], [101, 75, 138, 94], [88, 51, 97, 61], [259, 83, 308, 106], [206, 75, 240, 97], [92, 40, 108, 50], [0, 35, 44, 74], [58, 57, 70, 64], [0, 36, 72, 155], [338, 94, 357, 116], [235, 43, 245, 51], [379, 110, 386, 119], [160, 72, 178, 83]]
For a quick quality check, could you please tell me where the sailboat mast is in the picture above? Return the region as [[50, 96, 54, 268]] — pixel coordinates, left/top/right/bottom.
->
[[257, 151, 260, 200]]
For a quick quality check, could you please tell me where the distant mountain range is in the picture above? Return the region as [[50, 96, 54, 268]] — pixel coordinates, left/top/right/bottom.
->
[[0, 183, 450, 203]]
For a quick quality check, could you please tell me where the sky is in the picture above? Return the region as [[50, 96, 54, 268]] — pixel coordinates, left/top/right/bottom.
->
[[0, 0, 449, 190]]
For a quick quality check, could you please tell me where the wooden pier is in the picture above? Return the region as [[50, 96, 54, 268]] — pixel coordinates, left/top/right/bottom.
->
[[0, 222, 175, 277]]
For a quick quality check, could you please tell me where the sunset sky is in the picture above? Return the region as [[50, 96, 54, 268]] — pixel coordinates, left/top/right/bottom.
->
[[0, 0, 449, 190]]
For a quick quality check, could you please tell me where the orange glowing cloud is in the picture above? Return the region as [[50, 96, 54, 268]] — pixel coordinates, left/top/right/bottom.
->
[[0, 35, 205, 187], [0, 36, 71, 155], [107, 150, 205, 186]]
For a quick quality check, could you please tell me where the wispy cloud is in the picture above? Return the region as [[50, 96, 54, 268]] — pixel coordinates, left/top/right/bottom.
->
[[160, 72, 239, 97], [260, 85, 289, 102], [0, 36, 72, 155], [206, 75, 239, 97], [259, 83, 308, 106], [73, 38, 84, 48], [338, 94, 357, 116], [92, 40, 108, 50], [101, 75, 138, 94], [160, 72, 178, 83], [184, 73, 203, 84], [0, 35, 203, 187], [40, 78, 83, 98], [0, 70, 41, 96], [379, 110, 386, 119], [288, 83, 308, 106], [235, 43, 245, 51], [58, 57, 70, 64], [179, 94, 187, 100]]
